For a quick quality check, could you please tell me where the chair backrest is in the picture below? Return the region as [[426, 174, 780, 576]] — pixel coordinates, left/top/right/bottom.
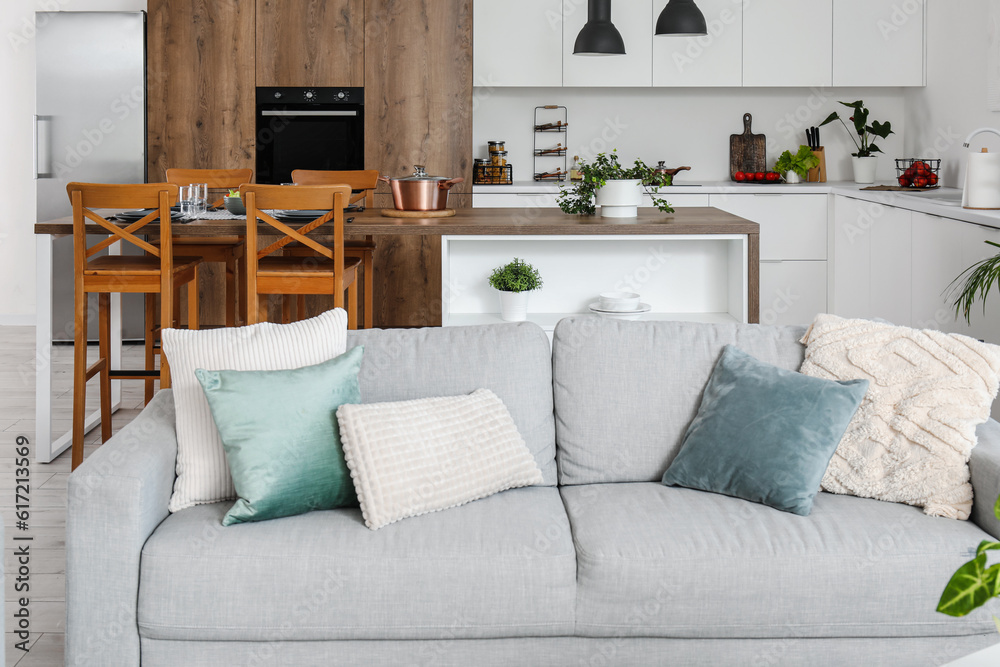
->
[[165, 168, 254, 207], [289, 169, 379, 207], [66, 182, 178, 264], [239, 184, 352, 267]]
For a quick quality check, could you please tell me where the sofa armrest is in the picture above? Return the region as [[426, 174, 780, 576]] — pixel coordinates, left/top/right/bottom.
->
[[66, 390, 177, 667], [971, 419, 1000, 541]]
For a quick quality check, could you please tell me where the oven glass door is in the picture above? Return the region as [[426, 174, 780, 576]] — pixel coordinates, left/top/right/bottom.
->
[[256, 106, 364, 184]]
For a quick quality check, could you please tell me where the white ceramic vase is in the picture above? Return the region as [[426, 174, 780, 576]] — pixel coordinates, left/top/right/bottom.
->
[[595, 179, 642, 218], [852, 156, 878, 184], [784, 171, 802, 184], [498, 290, 529, 322]]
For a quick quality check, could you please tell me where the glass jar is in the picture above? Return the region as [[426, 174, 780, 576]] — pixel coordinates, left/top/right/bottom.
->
[[488, 141, 505, 155], [492, 151, 508, 166]]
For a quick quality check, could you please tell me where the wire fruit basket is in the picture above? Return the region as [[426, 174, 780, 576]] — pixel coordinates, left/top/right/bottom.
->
[[895, 159, 940, 188]]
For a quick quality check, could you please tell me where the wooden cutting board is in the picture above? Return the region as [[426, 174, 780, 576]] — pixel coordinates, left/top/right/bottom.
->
[[730, 113, 766, 179]]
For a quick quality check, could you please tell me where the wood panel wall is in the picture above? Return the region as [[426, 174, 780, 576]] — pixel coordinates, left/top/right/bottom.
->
[[147, 0, 257, 326], [365, 0, 473, 327], [256, 0, 365, 87]]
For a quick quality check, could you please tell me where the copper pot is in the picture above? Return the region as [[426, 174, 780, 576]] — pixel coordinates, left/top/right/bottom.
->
[[380, 165, 464, 211]]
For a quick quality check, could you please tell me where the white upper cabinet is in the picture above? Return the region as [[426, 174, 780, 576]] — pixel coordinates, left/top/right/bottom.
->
[[743, 0, 833, 87], [652, 0, 742, 87], [563, 0, 653, 87], [833, 0, 925, 87], [473, 0, 563, 87]]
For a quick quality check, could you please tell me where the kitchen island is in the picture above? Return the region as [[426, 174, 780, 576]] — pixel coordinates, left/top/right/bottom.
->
[[34, 206, 758, 461]]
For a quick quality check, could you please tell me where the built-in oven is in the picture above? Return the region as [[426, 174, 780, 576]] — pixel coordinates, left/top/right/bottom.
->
[[255, 87, 364, 184]]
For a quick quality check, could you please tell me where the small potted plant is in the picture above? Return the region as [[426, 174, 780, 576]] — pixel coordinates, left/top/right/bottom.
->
[[558, 151, 674, 218], [488, 258, 543, 322], [820, 100, 894, 184], [224, 188, 245, 215], [774, 145, 820, 184]]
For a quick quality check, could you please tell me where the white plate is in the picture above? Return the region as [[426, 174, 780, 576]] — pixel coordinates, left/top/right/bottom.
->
[[588, 301, 651, 315]]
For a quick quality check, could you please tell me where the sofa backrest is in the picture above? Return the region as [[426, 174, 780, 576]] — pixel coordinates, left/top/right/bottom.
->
[[551, 317, 808, 486], [346, 322, 557, 485]]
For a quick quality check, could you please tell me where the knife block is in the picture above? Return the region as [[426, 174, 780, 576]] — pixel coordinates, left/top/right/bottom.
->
[[807, 147, 826, 183]]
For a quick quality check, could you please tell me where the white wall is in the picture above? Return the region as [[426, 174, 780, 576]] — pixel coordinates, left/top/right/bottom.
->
[[473, 87, 908, 184], [0, 0, 145, 324], [904, 0, 1000, 188]]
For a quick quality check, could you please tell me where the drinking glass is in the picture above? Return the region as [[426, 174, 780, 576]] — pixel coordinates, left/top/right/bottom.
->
[[179, 185, 198, 218], [189, 182, 208, 216]]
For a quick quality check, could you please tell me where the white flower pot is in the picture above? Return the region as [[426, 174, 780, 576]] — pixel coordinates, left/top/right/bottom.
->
[[784, 171, 802, 184], [498, 290, 530, 322], [852, 156, 878, 184], [595, 179, 642, 218]]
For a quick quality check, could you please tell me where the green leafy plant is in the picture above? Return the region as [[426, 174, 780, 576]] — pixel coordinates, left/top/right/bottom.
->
[[774, 145, 821, 179], [937, 494, 1000, 629], [557, 151, 674, 216], [819, 100, 894, 158], [488, 258, 543, 293], [950, 241, 1000, 324], [227, 189, 241, 198]]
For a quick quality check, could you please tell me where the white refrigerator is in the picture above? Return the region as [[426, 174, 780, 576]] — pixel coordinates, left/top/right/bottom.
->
[[35, 11, 147, 341]]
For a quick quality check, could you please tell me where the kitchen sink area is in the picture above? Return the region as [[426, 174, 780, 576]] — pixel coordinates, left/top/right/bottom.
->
[[897, 188, 965, 206]]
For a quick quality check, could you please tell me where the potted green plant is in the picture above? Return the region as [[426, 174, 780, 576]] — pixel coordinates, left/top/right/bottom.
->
[[820, 100, 894, 184], [951, 240, 1000, 325], [488, 258, 543, 322], [558, 151, 674, 218], [937, 494, 1000, 632], [774, 145, 820, 184]]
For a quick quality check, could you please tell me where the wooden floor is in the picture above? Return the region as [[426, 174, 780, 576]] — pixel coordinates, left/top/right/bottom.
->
[[1, 325, 149, 667]]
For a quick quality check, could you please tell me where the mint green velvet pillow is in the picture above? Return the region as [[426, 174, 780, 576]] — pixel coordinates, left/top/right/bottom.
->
[[195, 346, 364, 526], [662, 345, 868, 516]]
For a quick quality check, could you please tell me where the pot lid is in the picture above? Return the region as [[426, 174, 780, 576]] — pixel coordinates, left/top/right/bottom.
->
[[391, 165, 451, 182]]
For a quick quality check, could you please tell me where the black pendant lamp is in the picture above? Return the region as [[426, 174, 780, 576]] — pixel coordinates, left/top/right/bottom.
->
[[655, 0, 708, 37], [574, 0, 626, 56]]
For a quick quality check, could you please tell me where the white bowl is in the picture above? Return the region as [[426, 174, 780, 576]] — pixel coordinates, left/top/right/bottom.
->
[[598, 291, 641, 312]]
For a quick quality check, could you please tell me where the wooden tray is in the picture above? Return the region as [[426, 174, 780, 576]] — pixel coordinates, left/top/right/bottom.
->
[[381, 208, 457, 218]]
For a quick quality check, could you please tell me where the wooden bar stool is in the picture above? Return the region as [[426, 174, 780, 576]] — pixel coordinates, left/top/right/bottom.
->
[[286, 169, 379, 328], [68, 182, 202, 470], [242, 184, 360, 327]]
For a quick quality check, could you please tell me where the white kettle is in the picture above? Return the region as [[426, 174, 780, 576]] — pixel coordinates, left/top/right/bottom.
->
[[962, 128, 1000, 210]]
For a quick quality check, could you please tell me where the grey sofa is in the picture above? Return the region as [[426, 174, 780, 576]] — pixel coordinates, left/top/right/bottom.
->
[[67, 318, 1000, 666]]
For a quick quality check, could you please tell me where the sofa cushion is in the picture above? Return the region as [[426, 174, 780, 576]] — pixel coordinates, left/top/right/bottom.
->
[[562, 482, 999, 639], [552, 317, 807, 485], [346, 323, 557, 486], [138, 486, 575, 641]]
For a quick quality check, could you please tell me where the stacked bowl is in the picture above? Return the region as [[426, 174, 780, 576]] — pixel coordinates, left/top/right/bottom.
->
[[588, 292, 651, 321]]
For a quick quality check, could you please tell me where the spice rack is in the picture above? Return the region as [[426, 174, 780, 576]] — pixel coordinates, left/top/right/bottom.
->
[[533, 105, 568, 182]]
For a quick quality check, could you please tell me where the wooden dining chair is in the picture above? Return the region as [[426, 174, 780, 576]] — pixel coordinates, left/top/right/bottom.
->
[[287, 169, 379, 328], [67, 182, 202, 470], [241, 184, 360, 327]]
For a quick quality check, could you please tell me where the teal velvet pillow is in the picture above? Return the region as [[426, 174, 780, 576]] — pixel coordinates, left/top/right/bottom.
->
[[662, 345, 868, 516], [195, 346, 364, 526]]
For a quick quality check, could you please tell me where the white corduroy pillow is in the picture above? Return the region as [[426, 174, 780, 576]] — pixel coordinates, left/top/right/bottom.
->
[[161, 309, 348, 512], [337, 388, 543, 530]]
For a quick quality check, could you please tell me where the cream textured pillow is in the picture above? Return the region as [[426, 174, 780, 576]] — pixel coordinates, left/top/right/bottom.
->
[[800, 314, 1000, 519], [337, 388, 543, 530], [161, 309, 348, 512]]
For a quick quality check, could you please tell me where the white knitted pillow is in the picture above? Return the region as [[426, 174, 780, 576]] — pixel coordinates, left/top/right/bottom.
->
[[337, 389, 543, 530], [800, 313, 1000, 519], [161, 309, 348, 512]]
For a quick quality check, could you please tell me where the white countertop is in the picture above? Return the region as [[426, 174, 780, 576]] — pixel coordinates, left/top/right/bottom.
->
[[474, 181, 1000, 229]]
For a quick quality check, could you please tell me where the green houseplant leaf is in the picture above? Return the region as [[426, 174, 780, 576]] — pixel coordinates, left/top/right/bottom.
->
[[820, 101, 893, 158], [937, 541, 1000, 617], [487, 258, 543, 293], [558, 150, 674, 216], [950, 240, 1000, 324]]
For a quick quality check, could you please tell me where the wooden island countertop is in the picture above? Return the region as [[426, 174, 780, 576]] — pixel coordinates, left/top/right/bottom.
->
[[35, 206, 759, 237]]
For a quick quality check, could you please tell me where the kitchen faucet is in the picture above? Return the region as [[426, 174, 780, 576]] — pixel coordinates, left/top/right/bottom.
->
[[963, 127, 1000, 148]]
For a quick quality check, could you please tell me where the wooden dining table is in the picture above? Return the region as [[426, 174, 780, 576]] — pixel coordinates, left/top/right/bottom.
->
[[34, 206, 759, 462]]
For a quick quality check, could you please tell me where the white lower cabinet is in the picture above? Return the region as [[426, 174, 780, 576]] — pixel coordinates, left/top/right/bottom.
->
[[759, 260, 828, 327]]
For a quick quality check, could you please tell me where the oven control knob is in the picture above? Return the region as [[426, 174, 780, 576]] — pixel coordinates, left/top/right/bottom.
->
[[337, 91, 347, 100], [304, 89, 317, 101], [273, 91, 282, 99]]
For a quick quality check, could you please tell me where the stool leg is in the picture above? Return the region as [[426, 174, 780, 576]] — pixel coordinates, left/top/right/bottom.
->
[[98, 293, 112, 443], [347, 279, 358, 331], [144, 293, 156, 404], [72, 291, 89, 471], [173, 283, 182, 329], [363, 250, 374, 329], [238, 253, 247, 325], [188, 266, 199, 331], [225, 253, 237, 327]]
